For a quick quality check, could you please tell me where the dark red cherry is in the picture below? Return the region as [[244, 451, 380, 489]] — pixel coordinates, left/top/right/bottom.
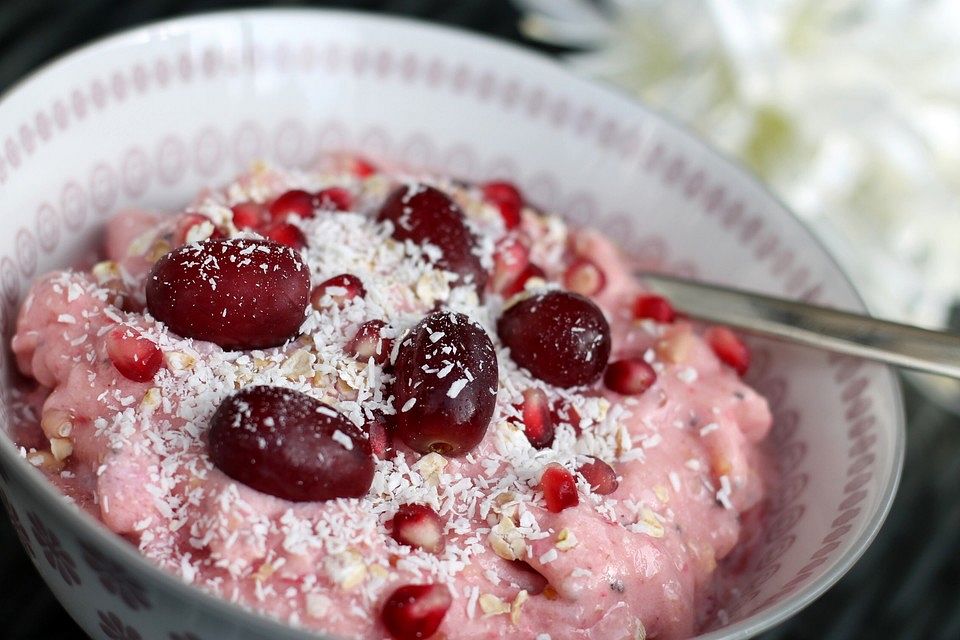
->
[[146, 238, 310, 350], [391, 311, 498, 455], [269, 189, 316, 221], [497, 291, 611, 387], [377, 185, 487, 291], [208, 386, 374, 502]]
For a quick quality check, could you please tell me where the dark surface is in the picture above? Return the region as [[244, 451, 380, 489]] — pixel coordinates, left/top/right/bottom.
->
[[1, 1, 959, 639]]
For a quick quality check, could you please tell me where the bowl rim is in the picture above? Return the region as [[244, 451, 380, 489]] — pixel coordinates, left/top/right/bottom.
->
[[0, 7, 906, 640]]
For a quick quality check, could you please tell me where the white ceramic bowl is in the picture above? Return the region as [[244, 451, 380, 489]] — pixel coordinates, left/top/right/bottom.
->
[[0, 9, 904, 640]]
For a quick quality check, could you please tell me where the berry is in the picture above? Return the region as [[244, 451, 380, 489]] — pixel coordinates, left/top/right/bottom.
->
[[706, 326, 750, 376], [502, 262, 546, 297], [230, 202, 266, 230], [381, 584, 451, 640], [105, 326, 163, 382], [268, 189, 315, 221], [146, 238, 310, 350], [519, 388, 554, 449], [391, 311, 498, 456], [367, 413, 392, 459], [390, 504, 444, 553], [208, 386, 374, 501], [578, 457, 619, 495], [315, 187, 353, 211], [497, 291, 611, 388], [563, 258, 606, 296], [173, 213, 222, 246], [347, 319, 393, 364], [633, 294, 676, 323], [350, 156, 378, 178], [311, 273, 366, 309], [482, 181, 523, 230], [489, 235, 530, 294], [377, 185, 487, 291], [540, 463, 579, 513], [603, 358, 657, 395], [260, 221, 307, 250]]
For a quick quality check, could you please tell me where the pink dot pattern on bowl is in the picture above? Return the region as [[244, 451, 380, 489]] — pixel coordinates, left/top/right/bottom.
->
[[0, 41, 886, 634]]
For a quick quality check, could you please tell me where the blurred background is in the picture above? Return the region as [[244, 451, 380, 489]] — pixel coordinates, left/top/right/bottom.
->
[[1, 1, 958, 638]]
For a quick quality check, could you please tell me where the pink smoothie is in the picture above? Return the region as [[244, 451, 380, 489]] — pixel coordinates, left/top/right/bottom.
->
[[10, 163, 772, 640]]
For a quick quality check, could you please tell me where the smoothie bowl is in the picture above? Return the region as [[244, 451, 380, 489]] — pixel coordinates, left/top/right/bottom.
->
[[0, 10, 904, 640]]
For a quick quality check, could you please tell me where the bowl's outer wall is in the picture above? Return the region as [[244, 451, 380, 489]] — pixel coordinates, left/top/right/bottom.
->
[[0, 10, 903, 640]]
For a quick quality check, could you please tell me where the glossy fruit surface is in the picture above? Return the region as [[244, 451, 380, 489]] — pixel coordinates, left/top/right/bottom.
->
[[390, 504, 444, 553], [381, 584, 451, 640], [519, 388, 554, 449], [269, 189, 316, 221], [311, 273, 366, 310], [391, 311, 498, 455], [497, 291, 611, 387], [208, 386, 374, 502], [146, 238, 310, 350], [540, 463, 579, 513], [633, 294, 676, 323], [105, 326, 163, 382], [706, 326, 750, 376], [578, 457, 619, 495], [604, 358, 657, 396], [481, 181, 523, 230], [377, 184, 487, 291]]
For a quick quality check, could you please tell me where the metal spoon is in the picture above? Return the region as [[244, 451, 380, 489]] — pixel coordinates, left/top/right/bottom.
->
[[640, 272, 960, 379]]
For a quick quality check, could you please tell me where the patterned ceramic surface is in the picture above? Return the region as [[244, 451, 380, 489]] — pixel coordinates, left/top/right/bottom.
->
[[0, 10, 904, 640]]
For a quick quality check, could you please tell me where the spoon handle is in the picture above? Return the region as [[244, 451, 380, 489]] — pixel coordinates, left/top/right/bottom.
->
[[640, 272, 960, 379]]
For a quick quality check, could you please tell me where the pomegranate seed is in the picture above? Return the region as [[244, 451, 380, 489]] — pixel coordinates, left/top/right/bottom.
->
[[706, 326, 750, 376], [633, 294, 677, 323], [105, 326, 163, 383], [390, 504, 444, 553], [377, 184, 487, 291], [551, 401, 581, 433], [146, 238, 310, 350], [482, 181, 523, 230], [311, 273, 366, 309], [391, 311, 498, 456], [489, 235, 530, 294], [367, 413, 392, 459], [539, 463, 579, 513], [563, 258, 606, 296], [502, 262, 546, 298], [315, 187, 353, 211], [381, 584, 451, 640], [260, 221, 307, 250], [230, 202, 266, 230], [519, 388, 554, 449], [497, 291, 611, 388], [208, 386, 374, 501], [348, 319, 393, 364], [268, 189, 316, 221], [578, 457, 619, 495], [173, 213, 222, 246], [603, 358, 657, 395], [351, 156, 378, 178]]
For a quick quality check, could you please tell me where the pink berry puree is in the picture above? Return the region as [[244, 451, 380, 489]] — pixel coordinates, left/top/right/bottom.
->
[[8, 158, 772, 640]]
